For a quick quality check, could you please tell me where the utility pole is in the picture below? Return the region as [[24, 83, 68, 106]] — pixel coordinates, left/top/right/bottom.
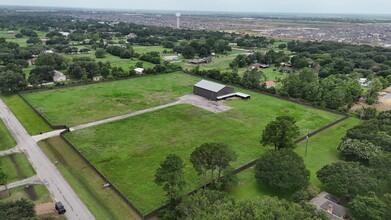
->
[[304, 129, 309, 157]]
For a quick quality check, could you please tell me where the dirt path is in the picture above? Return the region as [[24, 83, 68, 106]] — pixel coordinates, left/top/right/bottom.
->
[[0, 98, 94, 220]]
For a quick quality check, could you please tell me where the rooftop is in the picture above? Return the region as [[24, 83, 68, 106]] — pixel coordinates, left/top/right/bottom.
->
[[194, 80, 226, 92]]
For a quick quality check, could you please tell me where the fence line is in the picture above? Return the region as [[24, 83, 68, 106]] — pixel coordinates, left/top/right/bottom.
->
[[17, 93, 67, 130]]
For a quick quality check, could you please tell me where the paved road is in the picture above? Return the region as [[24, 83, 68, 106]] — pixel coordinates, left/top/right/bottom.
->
[[7, 175, 41, 189], [0, 146, 21, 156], [0, 98, 94, 220], [32, 129, 66, 142]]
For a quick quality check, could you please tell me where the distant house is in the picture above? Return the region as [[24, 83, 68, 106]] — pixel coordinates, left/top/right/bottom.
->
[[27, 58, 36, 66], [264, 81, 276, 88], [126, 33, 137, 39], [194, 80, 250, 101], [134, 68, 144, 75], [44, 50, 54, 54], [59, 32, 70, 37], [358, 78, 371, 87], [53, 70, 66, 82], [93, 76, 103, 82], [310, 192, 353, 220], [40, 39, 48, 43], [163, 55, 178, 61], [251, 63, 269, 69], [281, 62, 292, 67], [188, 58, 211, 65], [6, 31, 15, 35]]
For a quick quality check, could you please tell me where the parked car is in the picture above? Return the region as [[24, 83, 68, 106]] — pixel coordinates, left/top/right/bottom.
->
[[55, 201, 66, 215]]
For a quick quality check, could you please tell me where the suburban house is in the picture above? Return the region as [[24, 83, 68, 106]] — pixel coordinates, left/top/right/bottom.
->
[[134, 68, 144, 75], [264, 80, 276, 88], [310, 192, 352, 220], [163, 55, 178, 61], [194, 80, 250, 101], [44, 50, 54, 54], [53, 70, 67, 82]]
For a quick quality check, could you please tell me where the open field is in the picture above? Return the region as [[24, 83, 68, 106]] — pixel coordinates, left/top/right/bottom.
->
[[38, 137, 141, 220], [0, 119, 16, 151], [65, 84, 341, 214], [227, 117, 360, 201], [133, 45, 167, 54], [22, 73, 200, 126], [63, 53, 155, 72], [1, 95, 52, 135], [0, 30, 47, 47], [295, 117, 361, 187], [0, 153, 36, 183]]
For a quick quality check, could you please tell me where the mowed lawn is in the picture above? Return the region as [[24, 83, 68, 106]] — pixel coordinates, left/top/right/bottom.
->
[[65, 89, 341, 213], [0, 153, 36, 183], [227, 117, 360, 202], [22, 73, 201, 126], [0, 118, 16, 151], [1, 95, 52, 135]]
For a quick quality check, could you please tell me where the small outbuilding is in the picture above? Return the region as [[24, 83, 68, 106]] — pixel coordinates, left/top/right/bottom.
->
[[163, 55, 178, 61], [53, 70, 66, 82], [194, 80, 234, 101], [134, 68, 144, 75]]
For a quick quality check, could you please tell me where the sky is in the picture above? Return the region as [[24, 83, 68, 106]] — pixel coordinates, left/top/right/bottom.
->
[[1, 0, 391, 14]]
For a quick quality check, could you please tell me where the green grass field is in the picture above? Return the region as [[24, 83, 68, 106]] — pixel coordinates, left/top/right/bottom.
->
[[0, 153, 36, 183], [63, 53, 155, 72], [227, 117, 360, 202], [0, 30, 47, 47], [133, 45, 167, 54], [38, 137, 141, 220], [0, 119, 16, 151], [1, 95, 52, 135], [65, 85, 341, 213], [22, 73, 200, 126]]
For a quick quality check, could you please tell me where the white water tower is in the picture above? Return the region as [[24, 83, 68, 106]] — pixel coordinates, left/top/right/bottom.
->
[[175, 13, 181, 29]]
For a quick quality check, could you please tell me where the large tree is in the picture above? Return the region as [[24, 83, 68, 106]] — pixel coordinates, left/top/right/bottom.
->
[[0, 199, 36, 219], [190, 143, 237, 189], [177, 190, 328, 220], [154, 154, 186, 201], [255, 150, 310, 192], [261, 116, 300, 150], [349, 192, 390, 220], [317, 161, 379, 199], [338, 138, 381, 164], [0, 71, 27, 93]]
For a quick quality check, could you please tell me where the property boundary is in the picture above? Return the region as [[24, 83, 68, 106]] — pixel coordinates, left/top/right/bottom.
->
[[18, 71, 352, 219], [143, 114, 350, 218]]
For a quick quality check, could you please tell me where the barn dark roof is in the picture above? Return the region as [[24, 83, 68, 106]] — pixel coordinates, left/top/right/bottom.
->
[[194, 80, 226, 92]]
